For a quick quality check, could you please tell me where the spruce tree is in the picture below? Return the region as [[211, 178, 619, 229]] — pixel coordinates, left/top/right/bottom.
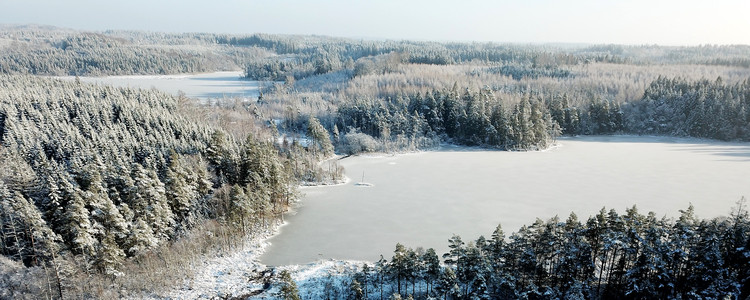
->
[[164, 151, 195, 228], [127, 163, 174, 240], [126, 217, 157, 256], [307, 116, 334, 156], [278, 270, 301, 300], [63, 185, 97, 257], [95, 231, 125, 276], [436, 267, 460, 299]]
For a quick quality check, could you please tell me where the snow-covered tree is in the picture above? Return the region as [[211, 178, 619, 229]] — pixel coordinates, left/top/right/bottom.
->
[[278, 270, 301, 300]]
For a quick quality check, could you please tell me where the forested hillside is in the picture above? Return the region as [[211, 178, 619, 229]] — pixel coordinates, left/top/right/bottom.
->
[[0, 25, 269, 75], [0, 75, 307, 298], [0, 75, 213, 262]]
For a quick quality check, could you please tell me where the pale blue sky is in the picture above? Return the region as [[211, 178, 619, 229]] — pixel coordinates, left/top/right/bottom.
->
[[1, 0, 748, 45]]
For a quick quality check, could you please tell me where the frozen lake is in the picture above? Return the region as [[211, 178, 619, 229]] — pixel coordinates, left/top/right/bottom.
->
[[261, 135, 750, 266], [60, 71, 261, 101]]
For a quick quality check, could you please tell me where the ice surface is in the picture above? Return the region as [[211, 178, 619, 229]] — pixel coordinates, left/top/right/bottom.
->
[[261, 135, 750, 266], [57, 71, 262, 101]]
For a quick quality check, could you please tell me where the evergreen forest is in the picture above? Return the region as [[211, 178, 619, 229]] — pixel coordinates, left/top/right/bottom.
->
[[0, 25, 749, 299], [342, 204, 750, 299]]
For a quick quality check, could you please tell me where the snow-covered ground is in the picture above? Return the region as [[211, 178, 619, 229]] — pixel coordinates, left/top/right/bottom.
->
[[273, 260, 363, 299], [159, 222, 362, 299], [159, 231, 273, 299]]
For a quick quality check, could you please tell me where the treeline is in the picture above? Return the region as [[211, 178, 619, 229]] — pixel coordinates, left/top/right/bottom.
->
[[234, 33, 610, 82], [336, 85, 558, 151], [573, 44, 750, 66], [331, 76, 749, 153], [0, 75, 305, 298], [625, 76, 750, 140], [335, 84, 623, 152], [3, 25, 748, 82], [478, 63, 574, 81], [239, 33, 750, 83], [240, 41, 598, 82], [342, 203, 750, 299], [0, 26, 258, 76]]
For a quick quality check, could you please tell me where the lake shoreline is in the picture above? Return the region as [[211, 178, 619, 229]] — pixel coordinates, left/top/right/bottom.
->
[[164, 134, 750, 298]]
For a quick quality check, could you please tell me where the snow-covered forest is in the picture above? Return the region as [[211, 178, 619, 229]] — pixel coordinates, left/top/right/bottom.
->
[[237, 33, 750, 150], [336, 204, 750, 299], [1, 25, 749, 299], [0, 74, 336, 298], [0, 25, 269, 76]]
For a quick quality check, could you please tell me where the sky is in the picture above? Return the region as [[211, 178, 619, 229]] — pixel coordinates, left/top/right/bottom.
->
[[1, 0, 748, 46]]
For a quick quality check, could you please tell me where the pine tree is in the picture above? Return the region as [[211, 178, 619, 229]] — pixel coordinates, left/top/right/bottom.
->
[[558, 212, 593, 297], [82, 164, 129, 244], [443, 234, 465, 267], [442, 85, 463, 139], [486, 223, 516, 298], [390, 243, 409, 296], [350, 279, 364, 300], [332, 124, 340, 147], [507, 222, 541, 290], [206, 130, 237, 184], [530, 97, 551, 149], [422, 248, 440, 296], [461, 242, 489, 297], [0, 186, 27, 261], [0, 184, 61, 266], [687, 219, 732, 298], [727, 197, 749, 299], [671, 204, 698, 296], [509, 98, 535, 150], [489, 105, 509, 147], [228, 184, 253, 234], [355, 263, 371, 298], [375, 255, 388, 300]]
